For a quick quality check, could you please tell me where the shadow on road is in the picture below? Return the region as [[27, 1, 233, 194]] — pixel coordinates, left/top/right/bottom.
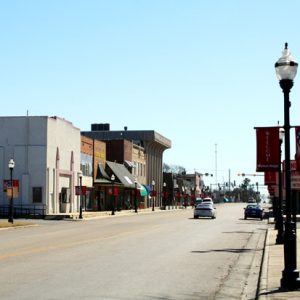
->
[[191, 248, 254, 254]]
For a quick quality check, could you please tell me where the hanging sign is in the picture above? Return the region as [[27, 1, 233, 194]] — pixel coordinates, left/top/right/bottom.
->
[[264, 171, 277, 185], [75, 186, 87, 196], [256, 127, 280, 171]]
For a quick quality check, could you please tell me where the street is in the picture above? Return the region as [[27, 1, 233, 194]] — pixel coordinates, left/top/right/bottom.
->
[[0, 203, 267, 300]]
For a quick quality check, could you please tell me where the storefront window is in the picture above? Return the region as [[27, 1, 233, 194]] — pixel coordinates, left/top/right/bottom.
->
[[80, 153, 92, 176]]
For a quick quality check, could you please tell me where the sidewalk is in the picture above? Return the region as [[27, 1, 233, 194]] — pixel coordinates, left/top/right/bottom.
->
[[258, 221, 300, 299], [36, 205, 192, 221]]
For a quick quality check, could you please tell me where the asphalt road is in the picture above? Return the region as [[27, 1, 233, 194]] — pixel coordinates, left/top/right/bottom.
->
[[0, 203, 267, 300]]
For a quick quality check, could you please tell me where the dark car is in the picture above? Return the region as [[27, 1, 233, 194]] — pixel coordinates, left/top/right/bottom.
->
[[244, 204, 264, 220]]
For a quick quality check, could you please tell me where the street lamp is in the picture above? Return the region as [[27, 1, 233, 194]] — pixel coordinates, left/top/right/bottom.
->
[[111, 174, 115, 215], [134, 179, 138, 213], [275, 43, 300, 289], [163, 182, 167, 210], [152, 180, 155, 211], [8, 158, 15, 223], [276, 128, 284, 245], [79, 171, 83, 219], [174, 183, 179, 209]]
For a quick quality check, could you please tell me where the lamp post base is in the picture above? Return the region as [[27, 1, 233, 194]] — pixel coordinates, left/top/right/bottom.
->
[[276, 233, 284, 245], [281, 270, 300, 289], [281, 221, 300, 289], [8, 204, 13, 224], [275, 214, 284, 245]]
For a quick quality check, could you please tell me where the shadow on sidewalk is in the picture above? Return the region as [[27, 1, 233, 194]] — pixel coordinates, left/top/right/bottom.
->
[[259, 287, 297, 297]]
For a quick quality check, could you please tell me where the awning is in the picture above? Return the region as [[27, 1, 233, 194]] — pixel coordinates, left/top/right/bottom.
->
[[124, 160, 135, 168], [106, 161, 136, 188], [143, 185, 152, 194], [96, 163, 110, 180], [138, 184, 148, 197]]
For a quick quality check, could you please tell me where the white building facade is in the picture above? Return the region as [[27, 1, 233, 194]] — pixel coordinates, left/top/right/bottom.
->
[[0, 116, 81, 215]]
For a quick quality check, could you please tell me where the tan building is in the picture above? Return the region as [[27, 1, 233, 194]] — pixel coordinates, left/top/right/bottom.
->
[[81, 124, 171, 208]]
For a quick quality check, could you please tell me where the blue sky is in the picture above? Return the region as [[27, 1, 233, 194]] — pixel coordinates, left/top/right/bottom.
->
[[1, 1, 300, 194]]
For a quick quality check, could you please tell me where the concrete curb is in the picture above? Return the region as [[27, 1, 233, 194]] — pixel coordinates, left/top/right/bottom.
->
[[257, 227, 270, 299]]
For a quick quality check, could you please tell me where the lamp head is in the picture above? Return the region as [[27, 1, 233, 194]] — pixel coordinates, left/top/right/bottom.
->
[[8, 159, 15, 170], [279, 128, 285, 140], [111, 174, 115, 181], [275, 43, 298, 81]]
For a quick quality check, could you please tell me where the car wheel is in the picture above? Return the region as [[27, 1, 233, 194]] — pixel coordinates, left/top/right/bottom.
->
[[244, 216, 247, 220]]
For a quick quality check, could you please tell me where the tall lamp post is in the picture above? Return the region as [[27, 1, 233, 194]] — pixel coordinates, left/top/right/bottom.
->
[[8, 159, 15, 224], [134, 179, 138, 213], [163, 182, 167, 210], [276, 129, 284, 244], [111, 174, 115, 215], [152, 180, 155, 211], [275, 43, 300, 288], [79, 171, 83, 219]]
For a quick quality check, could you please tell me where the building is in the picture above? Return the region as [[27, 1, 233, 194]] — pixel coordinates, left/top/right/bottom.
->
[[0, 116, 81, 216], [81, 124, 172, 207]]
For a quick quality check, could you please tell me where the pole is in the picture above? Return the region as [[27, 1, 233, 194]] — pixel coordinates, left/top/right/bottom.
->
[[134, 181, 138, 213], [276, 136, 284, 244], [152, 183, 155, 211], [8, 167, 13, 223], [79, 176, 83, 219], [280, 79, 300, 288], [215, 143, 218, 185], [112, 181, 115, 215]]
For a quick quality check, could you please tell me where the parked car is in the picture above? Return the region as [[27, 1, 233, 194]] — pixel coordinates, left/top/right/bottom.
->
[[247, 197, 256, 203], [194, 203, 216, 219], [244, 204, 263, 220]]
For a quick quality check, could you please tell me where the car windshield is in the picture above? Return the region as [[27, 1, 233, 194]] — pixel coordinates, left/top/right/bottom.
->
[[203, 198, 213, 202], [197, 203, 213, 208], [246, 204, 260, 209]]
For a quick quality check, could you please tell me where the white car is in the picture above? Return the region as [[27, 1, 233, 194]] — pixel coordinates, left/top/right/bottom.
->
[[202, 197, 214, 204], [194, 202, 216, 219]]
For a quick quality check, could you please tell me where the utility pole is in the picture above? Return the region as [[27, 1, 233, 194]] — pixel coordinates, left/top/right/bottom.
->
[[215, 144, 218, 186], [228, 169, 231, 191]]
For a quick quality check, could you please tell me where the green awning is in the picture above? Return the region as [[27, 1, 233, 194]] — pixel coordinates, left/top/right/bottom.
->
[[139, 185, 148, 197]]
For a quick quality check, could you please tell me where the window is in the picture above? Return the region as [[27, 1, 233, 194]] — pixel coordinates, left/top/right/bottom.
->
[[139, 163, 143, 176], [32, 187, 42, 203], [80, 153, 92, 177]]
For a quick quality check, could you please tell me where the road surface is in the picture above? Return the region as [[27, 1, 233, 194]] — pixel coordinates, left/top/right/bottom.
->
[[0, 203, 267, 299]]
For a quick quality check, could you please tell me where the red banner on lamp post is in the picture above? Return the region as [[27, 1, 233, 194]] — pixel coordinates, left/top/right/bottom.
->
[[75, 186, 87, 196], [264, 171, 277, 185], [108, 187, 119, 196], [150, 190, 157, 197], [175, 192, 181, 199], [256, 127, 280, 171], [3, 180, 19, 192]]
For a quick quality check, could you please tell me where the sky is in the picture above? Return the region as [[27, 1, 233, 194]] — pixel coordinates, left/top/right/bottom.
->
[[1, 0, 300, 195]]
